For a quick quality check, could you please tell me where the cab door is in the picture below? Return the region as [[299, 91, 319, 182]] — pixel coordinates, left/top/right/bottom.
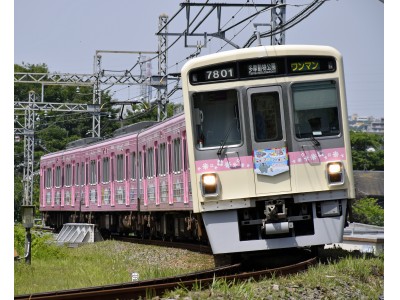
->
[[247, 86, 292, 195]]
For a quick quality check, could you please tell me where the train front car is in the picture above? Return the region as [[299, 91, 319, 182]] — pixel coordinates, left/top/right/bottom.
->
[[181, 45, 355, 260]]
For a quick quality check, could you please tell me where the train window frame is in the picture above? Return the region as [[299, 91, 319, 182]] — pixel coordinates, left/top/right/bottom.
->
[[191, 89, 242, 150], [291, 80, 341, 140]]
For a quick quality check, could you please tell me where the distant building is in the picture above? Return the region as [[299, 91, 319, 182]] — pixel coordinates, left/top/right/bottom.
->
[[367, 118, 384, 134], [348, 115, 384, 134]]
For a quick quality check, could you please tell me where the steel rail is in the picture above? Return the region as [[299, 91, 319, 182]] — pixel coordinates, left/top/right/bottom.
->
[[14, 257, 316, 300]]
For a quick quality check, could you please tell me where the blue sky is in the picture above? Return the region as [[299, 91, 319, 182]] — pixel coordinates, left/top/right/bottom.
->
[[13, 0, 384, 118]]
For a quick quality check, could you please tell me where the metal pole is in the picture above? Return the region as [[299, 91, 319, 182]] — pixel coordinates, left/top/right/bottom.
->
[[25, 228, 31, 264], [271, 0, 286, 45], [158, 14, 169, 121]]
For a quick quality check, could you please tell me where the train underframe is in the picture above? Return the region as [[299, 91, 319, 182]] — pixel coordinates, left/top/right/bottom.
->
[[42, 210, 208, 243], [41, 196, 349, 267]]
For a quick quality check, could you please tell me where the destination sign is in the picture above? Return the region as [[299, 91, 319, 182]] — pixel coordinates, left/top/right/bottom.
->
[[247, 62, 277, 76], [189, 56, 336, 85], [290, 61, 320, 73]]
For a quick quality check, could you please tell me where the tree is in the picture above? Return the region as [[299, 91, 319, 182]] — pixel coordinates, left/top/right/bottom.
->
[[13, 63, 119, 221], [350, 131, 384, 170]]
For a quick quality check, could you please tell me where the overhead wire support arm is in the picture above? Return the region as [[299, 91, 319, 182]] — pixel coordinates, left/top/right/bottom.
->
[[157, 2, 276, 49]]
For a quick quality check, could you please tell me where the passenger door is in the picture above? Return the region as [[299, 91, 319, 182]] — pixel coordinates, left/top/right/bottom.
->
[[247, 86, 292, 195]]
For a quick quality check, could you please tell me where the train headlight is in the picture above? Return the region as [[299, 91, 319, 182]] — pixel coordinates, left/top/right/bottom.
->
[[327, 162, 344, 185], [200, 173, 220, 197]]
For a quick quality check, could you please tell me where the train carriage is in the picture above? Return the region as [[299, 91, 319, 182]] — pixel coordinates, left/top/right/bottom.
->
[[40, 45, 355, 260], [181, 45, 355, 256]]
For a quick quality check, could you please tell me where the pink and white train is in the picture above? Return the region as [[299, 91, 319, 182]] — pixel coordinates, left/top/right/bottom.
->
[[40, 45, 355, 262]]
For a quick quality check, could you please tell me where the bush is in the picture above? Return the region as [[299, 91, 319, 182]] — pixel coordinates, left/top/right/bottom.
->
[[352, 198, 384, 226], [14, 224, 67, 259]]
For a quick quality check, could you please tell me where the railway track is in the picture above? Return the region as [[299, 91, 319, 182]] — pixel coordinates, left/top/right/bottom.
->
[[113, 235, 213, 254], [14, 257, 317, 300]]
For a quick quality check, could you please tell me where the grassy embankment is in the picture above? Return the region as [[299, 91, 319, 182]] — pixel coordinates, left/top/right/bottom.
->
[[14, 224, 383, 299]]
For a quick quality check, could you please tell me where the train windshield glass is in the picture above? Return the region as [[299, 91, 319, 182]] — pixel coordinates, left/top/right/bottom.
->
[[251, 92, 283, 142], [292, 81, 340, 138], [192, 89, 241, 149]]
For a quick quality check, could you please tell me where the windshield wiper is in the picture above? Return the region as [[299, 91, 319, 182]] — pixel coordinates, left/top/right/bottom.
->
[[309, 134, 320, 146], [217, 120, 237, 158]]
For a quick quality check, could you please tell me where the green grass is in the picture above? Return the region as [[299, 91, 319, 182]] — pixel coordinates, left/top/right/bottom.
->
[[165, 251, 384, 300], [14, 231, 214, 295], [14, 225, 384, 299]]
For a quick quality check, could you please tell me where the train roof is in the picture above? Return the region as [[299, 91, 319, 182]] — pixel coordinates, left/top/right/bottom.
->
[[112, 121, 158, 137], [40, 113, 185, 162]]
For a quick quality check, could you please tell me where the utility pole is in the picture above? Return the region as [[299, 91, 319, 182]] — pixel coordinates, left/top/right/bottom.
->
[[271, 0, 286, 45], [157, 13, 169, 121], [21, 91, 36, 264]]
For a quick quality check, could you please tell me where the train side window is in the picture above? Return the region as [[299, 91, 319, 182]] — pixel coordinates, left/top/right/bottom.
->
[[168, 142, 172, 174], [147, 147, 154, 178], [130, 152, 136, 180], [81, 163, 85, 186], [173, 138, 182, 173], [154, 147, 159, 176], [97, 160, 101, 184], [102, 157, 110, 183], [75, 163, 79, 186], [116, 154, 124, 182], [55, 166, 61, 188], [125, 154, 129, 180], [138, 152, 143, 179], [46, 167, 52, 188], [86, 163, 89, 185], [90, 160, 97, 184], [292, 81, 340, 138], [158, 143, 166, 175], [183, 138, 188, 171], [65, 164, 72, 187]]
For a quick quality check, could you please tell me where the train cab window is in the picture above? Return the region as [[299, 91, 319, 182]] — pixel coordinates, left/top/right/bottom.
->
[[103, 157, 110, 183], [192, 89, 241, 149], [292, 81, 340, 138], [251, 92, 283, 142]]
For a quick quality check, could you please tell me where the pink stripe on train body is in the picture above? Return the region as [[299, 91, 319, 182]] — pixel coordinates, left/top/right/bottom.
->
[[194, 147, 346, 173]]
